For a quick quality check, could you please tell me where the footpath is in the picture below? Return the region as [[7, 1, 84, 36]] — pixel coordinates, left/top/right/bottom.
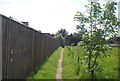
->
[[56, 48, 64, 81]]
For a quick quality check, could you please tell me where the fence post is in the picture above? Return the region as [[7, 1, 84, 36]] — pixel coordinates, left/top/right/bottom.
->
[[0, 15, 2, 81], [31, 30, 34, 71]]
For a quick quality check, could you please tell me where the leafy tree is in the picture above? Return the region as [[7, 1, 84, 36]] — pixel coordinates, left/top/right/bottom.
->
[[74, 0, 119, 79], [54, 34, 65, 47], [66, 33, 82, 46], [54, 29, 69, 47], [55, 29, 82, 46], [56, 29, 69, 38]]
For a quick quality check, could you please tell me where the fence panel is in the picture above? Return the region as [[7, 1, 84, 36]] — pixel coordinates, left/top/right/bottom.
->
[[1, 15, 60, 79], [0, 15, 2, 81]]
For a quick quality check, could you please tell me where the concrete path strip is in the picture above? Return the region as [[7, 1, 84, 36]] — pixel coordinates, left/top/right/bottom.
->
[[56, 48, 64, 81]]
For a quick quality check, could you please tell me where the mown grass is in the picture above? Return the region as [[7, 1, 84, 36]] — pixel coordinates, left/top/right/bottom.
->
[[62, 46, 119, 79], [27, 47, 62, 79]]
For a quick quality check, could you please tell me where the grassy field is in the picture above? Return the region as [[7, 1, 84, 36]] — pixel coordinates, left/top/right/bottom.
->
[[27, 47, 62, 79], [62, 46, 119, 79]]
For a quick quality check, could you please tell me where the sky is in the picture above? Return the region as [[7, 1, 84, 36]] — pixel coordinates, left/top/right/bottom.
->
[[0, 0, 119, 34]]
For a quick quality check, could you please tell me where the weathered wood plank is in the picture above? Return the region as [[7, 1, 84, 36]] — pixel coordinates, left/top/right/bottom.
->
[[1, 15, 60, 79], [0, 14, 2, 81]]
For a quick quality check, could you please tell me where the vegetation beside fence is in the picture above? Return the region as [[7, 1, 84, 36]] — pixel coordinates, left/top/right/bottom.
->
[[62, 46, 119, 79], [27, 47, 62, 79]]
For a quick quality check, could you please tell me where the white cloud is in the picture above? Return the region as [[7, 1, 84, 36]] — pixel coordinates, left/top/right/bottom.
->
[[1, 0, 86, 34], [4, 0, 119, 34]]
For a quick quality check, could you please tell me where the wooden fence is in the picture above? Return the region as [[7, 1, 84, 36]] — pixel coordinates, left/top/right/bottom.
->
[[0, 14, 60, 79]]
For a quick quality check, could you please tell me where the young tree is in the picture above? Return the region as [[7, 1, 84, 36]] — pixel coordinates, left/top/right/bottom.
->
[[74, 0, 119, 79]]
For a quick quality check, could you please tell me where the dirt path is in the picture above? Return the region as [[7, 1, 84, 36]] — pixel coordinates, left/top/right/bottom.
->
[[56, 48, 64, 81]]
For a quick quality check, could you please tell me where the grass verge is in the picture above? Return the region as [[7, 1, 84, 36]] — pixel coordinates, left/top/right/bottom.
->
[[27, 47, 62, 79], [62, 46, 119, 79]]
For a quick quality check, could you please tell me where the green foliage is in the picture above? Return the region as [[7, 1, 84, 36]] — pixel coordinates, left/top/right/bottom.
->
[[54, 29, 82, 46], [56, 29, 69, 38], [54, 34, 66, 47], [54, 29, 69, 47], [106, 37, 116, 44], [62, 46, 82, 79], [66, 33, 82, 46], [74, 0, 119, 79], [26, 47, 62, 79], [95, 47, 119, 79], [62, 46, 119, 79]]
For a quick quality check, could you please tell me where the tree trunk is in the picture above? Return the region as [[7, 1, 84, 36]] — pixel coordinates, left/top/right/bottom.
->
[[91, 70, 94, 80], [77, 57, 80, 75]]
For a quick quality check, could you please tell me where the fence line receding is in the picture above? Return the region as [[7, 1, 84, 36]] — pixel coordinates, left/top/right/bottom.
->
[[0, 14, 60, 79]]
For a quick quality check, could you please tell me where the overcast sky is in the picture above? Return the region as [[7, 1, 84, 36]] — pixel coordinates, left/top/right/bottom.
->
[[0, 0, 119, 34]]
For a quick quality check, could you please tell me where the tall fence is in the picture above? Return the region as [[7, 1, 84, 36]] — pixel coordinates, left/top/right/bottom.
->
[[0, 14, 60, 79]]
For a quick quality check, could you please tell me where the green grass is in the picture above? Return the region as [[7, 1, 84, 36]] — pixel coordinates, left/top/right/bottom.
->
[[27, 47, 62, 79], [95, 47, 119, 79], [62, 46, 84, 79], [62, 46, 119, 79], [110, 44, 120, 47], [62, 46, 78, 79]]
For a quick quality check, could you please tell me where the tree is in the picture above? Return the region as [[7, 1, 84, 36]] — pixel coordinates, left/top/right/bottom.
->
[[56, 29, 69, 38], [66, 33, 82, 46], [54, 34, 65, 47], [74, 0, 119, 79], [54, 29, 69, 47]]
